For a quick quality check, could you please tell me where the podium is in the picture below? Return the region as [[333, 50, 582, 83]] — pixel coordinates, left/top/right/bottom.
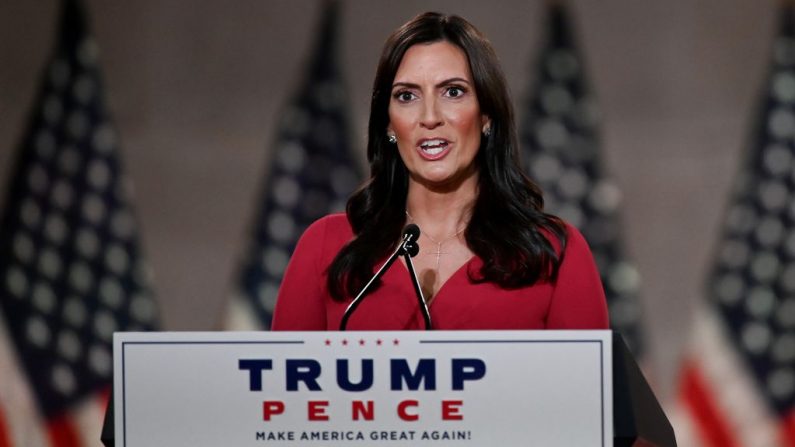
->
[[102, 331, 675, 446]]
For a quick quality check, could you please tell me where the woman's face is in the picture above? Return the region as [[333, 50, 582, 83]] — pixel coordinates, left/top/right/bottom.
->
[[387, 41, 490, 189]]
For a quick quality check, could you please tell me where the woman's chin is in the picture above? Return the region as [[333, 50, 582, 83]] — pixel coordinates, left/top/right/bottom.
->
[[410, 169, 479, 193]]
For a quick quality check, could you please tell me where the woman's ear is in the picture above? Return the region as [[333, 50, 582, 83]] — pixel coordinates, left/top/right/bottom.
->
[[481, 116, 492, 135]]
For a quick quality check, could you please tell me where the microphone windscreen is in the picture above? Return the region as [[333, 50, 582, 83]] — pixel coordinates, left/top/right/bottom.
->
[[403, 223, 420, 240], [404, 241, 420, 257]]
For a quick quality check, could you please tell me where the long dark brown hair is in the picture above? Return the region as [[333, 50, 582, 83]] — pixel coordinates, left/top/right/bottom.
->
[[327, 12, 567, 299]]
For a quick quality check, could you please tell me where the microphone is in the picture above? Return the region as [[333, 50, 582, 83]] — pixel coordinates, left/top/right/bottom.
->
[[339, 224, 432, 331], [398, 223, 431, 329], [402, 224, 420, 257]]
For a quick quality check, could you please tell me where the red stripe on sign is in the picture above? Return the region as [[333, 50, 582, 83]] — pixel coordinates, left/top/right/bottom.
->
[[679, 361, 739, 447], [0, 405, 12, 447], [47, 413, 80, 447], [781, 410, 795, 447]]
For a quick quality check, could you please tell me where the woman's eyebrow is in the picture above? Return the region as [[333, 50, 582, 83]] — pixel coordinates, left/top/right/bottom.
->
[[391, 77, 472, 90]]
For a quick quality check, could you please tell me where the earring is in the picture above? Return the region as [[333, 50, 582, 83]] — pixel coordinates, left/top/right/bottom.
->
[[483, 126, 491, 137], [387, 133, 397, 144]]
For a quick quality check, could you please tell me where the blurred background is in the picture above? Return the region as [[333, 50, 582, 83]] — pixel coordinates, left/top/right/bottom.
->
[[0, 0, 792, 446]]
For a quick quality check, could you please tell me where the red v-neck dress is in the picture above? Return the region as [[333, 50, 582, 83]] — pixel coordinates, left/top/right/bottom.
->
[[271, 213, 609, 331]]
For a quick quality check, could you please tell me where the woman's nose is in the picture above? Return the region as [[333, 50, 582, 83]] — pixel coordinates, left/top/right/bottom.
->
[[419, 99, 443, 129]]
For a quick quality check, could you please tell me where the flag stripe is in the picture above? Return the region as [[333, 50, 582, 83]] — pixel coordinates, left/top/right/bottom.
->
[[0, 309, 47, 447], [0, 408, 11, 447], [686, 309, 782, 446], [47, 414, 80, 447], [223, 294, 262, 331], [680, 361, 739, 447], [71, 391, 108, 446], [667, 399, 702, 447], [782, 411, 795, 447]]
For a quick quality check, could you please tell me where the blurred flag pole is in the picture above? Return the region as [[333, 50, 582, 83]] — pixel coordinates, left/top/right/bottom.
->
[[673, 3, 795, 446], [224, 0, 362, 331], [0, 0, 158, 445], [519, 1, 646, 358]]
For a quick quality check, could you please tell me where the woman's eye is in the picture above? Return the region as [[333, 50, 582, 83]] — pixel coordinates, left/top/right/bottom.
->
[[394, 91, 416, 102], [445, 86, 465, 98]]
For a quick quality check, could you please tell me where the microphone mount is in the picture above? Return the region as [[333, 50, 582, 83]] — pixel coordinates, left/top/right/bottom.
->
[[339, 224, 432, 331]]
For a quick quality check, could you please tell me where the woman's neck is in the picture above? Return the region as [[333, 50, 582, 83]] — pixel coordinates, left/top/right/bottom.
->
[[405, 176, 477, 238]]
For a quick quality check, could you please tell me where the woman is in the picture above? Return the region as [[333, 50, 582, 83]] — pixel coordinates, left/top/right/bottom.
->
[[271, 12, 608, 331]]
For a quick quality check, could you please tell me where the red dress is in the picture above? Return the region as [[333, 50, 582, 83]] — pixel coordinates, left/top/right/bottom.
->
[[271, 213, 609, 331]]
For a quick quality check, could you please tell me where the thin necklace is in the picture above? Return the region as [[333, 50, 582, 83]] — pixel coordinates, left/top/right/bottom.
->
[[405, 211, 466, 272]]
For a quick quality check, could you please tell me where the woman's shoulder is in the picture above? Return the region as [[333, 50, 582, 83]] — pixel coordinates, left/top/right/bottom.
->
[[554, 221, 599, 273], [539, 219, 587, 255], [291, 213, 353, 270], [301, 212, 354, 245], [562, 221, 588, 249]]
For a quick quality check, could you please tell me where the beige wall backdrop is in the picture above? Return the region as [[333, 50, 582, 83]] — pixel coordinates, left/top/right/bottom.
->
[[0, 0, 778, 402]]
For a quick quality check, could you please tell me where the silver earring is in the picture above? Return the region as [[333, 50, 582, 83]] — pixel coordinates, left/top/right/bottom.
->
[[483, 126, 491, 137], [387, 133, 397, 144]]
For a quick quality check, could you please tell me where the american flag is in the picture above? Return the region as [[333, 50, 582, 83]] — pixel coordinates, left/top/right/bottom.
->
[[225, 0, 362, 330], [0, 0, 158, 445], [519, 1, 645, 355], [674, 5, 795, 447]]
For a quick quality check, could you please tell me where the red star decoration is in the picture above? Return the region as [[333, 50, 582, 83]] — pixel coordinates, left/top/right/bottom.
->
[[342, 339, 348, 346], [376, 339, 383, 346], [359, 339, 365, 346], [393, 339, 400, 346]]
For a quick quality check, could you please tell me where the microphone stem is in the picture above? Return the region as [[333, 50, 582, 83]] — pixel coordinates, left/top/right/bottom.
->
[[403, 248, 432, 330], [339, 240, 405, 331]]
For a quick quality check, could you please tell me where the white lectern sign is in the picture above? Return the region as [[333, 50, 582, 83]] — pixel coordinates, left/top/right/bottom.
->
[[114, 330, 612, 446]]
